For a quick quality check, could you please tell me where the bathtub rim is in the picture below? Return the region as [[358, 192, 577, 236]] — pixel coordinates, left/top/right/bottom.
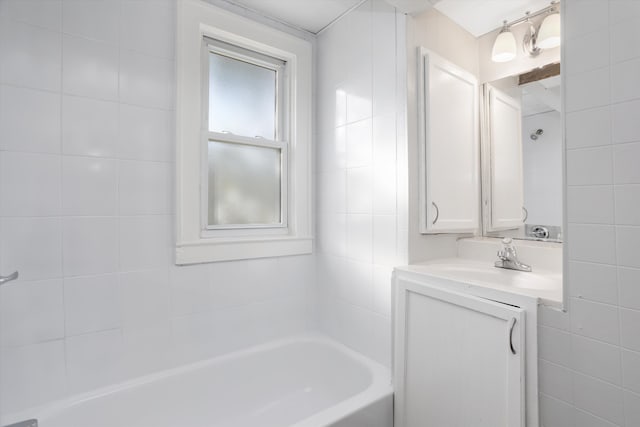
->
[[1, 333, 392, 427]]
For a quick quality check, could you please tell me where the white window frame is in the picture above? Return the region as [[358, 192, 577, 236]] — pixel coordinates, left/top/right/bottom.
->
[[176, 0, 313, 264]]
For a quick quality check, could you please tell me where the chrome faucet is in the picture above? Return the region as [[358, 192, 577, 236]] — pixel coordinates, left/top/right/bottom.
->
[[495, 238, 532, 272]]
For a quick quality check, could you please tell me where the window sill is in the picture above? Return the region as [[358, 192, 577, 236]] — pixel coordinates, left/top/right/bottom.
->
[[175, 236, 313, 264]]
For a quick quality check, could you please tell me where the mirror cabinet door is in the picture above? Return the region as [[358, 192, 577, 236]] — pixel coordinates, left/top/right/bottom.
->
[[485, 85, 525, 232]]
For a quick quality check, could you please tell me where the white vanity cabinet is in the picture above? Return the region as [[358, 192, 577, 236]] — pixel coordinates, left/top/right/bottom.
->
[[393, 275, 526, 427]]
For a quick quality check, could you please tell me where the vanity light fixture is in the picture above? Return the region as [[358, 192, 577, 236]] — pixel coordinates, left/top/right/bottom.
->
[[491, 1, 560, 63]]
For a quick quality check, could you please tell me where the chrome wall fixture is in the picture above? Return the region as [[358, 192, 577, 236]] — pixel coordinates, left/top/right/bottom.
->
[[491, 1, 561, 63], [0, 270, 18, 285]]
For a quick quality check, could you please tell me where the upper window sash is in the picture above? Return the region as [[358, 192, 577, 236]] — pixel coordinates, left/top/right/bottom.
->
[[202, 37, 287, 143]]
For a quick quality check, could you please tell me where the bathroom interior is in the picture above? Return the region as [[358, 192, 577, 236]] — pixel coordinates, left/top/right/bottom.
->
[[0, 0, 638, 426]]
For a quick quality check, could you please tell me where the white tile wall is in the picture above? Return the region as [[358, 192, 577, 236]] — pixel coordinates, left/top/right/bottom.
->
[[64, 274, 121, 336], [0, 340, 67, 415], [118, 104, 173, 162], [569, 261, 618, 305], [0, 0, 63, 31], [62, 217, 119, 276], [0, 85, 61, 154], [619, 267, 640, 310], [0, 0, 316, 415], [624, 391, 640, 426], [565, 106, 610, 149], [62, 0, 120, 44], [0, 152, 62, 216], [539, 360, 574, 403], [62, 95, 118, 157], [117, 160, 172, 215], [119, 50, 174, 109], [611, 100, 640, 143], [539, 1, 640, 425], [611, 58, 640, 104], [573, 373, 625, 426], [613, 142, 640, 184], [0, 218, 63, 281], [316, 0, 403, 368], [0, 21, 61, 91], [570, 335, 621, 385], [62, 34, 119, 101], [65, 328, 125, 394], [540, 395, 575, 427], [62, 156, 117, 215], [0, 279, 64, 347]]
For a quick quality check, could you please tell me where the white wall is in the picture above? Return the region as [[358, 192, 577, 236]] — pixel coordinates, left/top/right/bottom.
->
[[315, 0, 405, 368], [537, 1, 640, 426], [522, 110, 563, 227], [0, 0, 315, 416]]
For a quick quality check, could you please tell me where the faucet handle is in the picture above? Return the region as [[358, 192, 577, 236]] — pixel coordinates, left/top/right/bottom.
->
[[502, 237, 513, 246]]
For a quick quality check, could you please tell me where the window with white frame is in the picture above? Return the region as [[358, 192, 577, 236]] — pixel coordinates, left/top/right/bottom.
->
[[203, 39, 287, 235], [176, 0, 312, 264]]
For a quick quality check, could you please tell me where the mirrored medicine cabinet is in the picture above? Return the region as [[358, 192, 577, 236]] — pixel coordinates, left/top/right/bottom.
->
[[481, 64, 563, 243]]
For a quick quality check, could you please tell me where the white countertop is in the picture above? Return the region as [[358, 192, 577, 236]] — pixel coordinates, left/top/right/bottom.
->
[[395, 257, 563, 307]]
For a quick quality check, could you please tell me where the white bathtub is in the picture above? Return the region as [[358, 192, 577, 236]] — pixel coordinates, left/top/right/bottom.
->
[[3, 335, 392, 427]]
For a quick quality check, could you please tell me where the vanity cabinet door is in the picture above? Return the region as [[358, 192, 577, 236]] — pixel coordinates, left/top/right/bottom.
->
[[419, 49, 479, 234], [394, 278, 525, 427], [485, 85, 525, 231]]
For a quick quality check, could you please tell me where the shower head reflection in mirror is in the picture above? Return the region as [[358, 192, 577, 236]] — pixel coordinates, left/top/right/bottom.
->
[[530, 128, 543, 140]]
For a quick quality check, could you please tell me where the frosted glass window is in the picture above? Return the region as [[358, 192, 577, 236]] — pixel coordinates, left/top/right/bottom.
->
[[208, 52, 277, 139], [207, 140, 281, 226]]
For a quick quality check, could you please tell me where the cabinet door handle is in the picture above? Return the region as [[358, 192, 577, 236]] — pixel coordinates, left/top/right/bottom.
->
[[508, 317, 517, 355], [522, 206, 528, 223], [432, 202, 439, 225]]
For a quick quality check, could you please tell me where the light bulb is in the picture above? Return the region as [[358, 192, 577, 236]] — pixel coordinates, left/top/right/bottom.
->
[[537, 13, 561, 49], [492, 27, 517, 63]]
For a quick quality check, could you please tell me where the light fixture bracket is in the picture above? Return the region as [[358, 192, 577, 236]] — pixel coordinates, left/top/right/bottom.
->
[[522, 19, 541, 57], [491, 2, 560, 62]]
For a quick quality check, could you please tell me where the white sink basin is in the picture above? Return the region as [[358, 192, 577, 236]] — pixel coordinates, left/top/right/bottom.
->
[[412, 258, 562, 296]]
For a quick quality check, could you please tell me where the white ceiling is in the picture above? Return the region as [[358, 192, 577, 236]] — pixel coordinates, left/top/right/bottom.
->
[[434, 0, 554, 37], [229, 0, 364, 34], [385, 0, 437, 14], [226, 0, 555, 37]]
